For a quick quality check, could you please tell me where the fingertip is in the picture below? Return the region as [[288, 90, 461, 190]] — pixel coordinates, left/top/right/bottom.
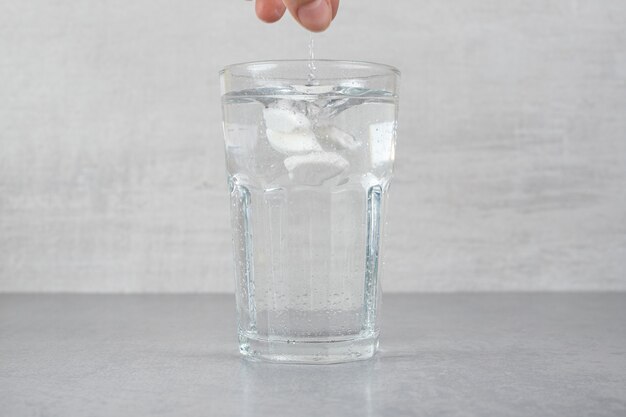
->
[[296, 0, 332, 32], [255, 0, 287, 23], [331, 0, 339, 20]]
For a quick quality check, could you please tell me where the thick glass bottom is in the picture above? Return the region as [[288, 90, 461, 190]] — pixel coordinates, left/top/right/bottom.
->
[[238, 333, 379, 364]]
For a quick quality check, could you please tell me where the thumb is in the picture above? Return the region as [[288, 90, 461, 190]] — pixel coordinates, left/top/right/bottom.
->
[[283, 0, 338, 32]]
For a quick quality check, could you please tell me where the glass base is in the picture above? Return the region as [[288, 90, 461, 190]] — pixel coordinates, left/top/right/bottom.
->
[[238, 333, 379, 364]]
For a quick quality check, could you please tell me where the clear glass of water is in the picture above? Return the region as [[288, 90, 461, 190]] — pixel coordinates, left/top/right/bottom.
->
[[220, 60, 400, 364]]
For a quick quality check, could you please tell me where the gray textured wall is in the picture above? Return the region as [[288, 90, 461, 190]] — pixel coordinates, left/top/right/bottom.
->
[[1, 1, 625, 293]]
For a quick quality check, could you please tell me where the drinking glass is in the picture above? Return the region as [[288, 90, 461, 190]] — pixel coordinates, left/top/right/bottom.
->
[[220, 60, 399, 363]]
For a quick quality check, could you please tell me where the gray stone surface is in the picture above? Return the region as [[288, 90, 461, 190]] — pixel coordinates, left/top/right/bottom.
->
[[1, 294, 625, 416], [1, 1, 626, 293]]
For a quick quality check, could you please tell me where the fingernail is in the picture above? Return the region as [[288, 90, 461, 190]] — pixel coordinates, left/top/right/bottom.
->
[[297, 0, 332, 32]]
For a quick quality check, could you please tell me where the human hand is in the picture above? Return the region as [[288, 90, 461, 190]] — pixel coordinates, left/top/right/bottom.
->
[[255, 0, 340, 32]]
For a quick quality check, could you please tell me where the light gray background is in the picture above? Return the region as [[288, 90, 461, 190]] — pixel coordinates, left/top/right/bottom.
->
[[1, 0, 625, 293]]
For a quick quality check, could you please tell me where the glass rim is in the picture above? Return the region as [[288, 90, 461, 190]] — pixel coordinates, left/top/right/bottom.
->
[[219, 59, 401, 78]]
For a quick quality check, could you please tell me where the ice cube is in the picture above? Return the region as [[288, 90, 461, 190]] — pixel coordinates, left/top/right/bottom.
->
[[283, 152, 349, 186], [318, 126, 360, 150], [263, 107, 310, 132], [266, 129, 322, 154]]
